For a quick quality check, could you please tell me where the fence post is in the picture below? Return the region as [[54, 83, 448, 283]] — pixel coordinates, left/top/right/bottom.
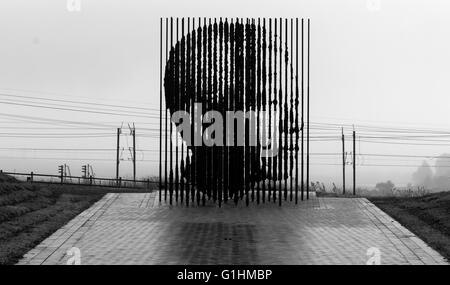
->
[[147, 179, 150, 190], [60, 172, 64, 184], [119, 177, 122, 188], [30, 171, 34, 183], [89, 175, 93, 185]]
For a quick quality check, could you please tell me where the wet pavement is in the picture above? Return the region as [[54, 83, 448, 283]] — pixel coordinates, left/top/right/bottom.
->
[[17, 192, 448, 265]]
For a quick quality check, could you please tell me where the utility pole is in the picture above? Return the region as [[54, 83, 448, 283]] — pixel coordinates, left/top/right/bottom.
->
[[353, 129, 356, 195], [128, 123, 136, 184], [89, 164, 94, 178], [342, 127, 346, 195], [116, 127, 121, 185], [132, 123, 136, 183], [63, 164, 72, 183]]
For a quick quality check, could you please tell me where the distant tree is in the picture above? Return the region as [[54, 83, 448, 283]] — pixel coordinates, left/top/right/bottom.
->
[[375, 180, 395, 195], [433, 154, 450, 190], [412, 161, 433, 188]]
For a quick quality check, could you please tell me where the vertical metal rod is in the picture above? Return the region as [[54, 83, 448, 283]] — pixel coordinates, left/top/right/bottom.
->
[[253, 19, 257, 203], [301, 18, 304, 201], [306, 18, 310, 199], [206, 18, 212, 203], [278, 17, 282, 206], [239, 18, 245, 204], [274, 18, 279, 203], [234, 18, 242, 205], [180, 18, 185, 204], [159, 18, 163, 202], [185, 17, 191, 206], [250, 19, 256, 204], [190, 17, 197, 205], [194, 17, 200, 206], [165, 18, 169, 202], [244, 19, 250, 207], [353, 129, 356, 195], [175, 18, 179, 203], [268, 18, 272, 202], [256, 18, 261, 205], [273, 18, 278, 203], [230, 18, 235, 204], [169, 17, 174, 205], [262, 18, 267, 204], [219, 18, 224, 207], [222, 18, 227, 203], [342, 127, 346, 195], [205, 19, 210, 201], [272, 18, 281, 203], [284, 18, 288, 202], [213, 18, 218, 204], [295, 18, 299, 204], [289, 18, 294, 202]]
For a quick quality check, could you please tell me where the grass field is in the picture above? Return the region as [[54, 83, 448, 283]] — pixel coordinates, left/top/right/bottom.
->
[[0, 174, 105, 265], [370, 191, 450, 261]]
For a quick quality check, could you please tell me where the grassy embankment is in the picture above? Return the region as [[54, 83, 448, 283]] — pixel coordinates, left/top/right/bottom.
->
[[0, 173, 105, 265], [369, 191, 450, 261]]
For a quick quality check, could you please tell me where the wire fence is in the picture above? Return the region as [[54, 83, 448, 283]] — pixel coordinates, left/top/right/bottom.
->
[[0, 170, 158, 190]]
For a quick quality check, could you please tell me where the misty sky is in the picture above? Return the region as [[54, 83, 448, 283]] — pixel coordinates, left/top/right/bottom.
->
[[1, 0, 450, 188]]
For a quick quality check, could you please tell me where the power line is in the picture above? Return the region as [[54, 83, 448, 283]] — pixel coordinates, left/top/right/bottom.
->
[[310, 121, 450, 134], [0, 147, 118, 151], [0, 155, 159, 162], [359, 139, 450, 147], [311, 163, 450, 168], [0, 87, 155, 107], [0, 97, 154, 117], [0, 92, 160, 112], [0, 135, 115, 138], [0, 100, 161, 119], [0, 113, 117, 128]]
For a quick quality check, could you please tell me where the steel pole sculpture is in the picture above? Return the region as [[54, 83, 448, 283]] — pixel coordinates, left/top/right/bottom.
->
[[159, 17, 310, 206]]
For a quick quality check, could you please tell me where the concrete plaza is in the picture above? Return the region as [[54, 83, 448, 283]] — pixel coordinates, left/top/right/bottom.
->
[[18, 192, 448, 265]]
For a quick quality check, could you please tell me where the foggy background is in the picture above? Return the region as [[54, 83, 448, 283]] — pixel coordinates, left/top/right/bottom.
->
[[1, 0, 450, 190]]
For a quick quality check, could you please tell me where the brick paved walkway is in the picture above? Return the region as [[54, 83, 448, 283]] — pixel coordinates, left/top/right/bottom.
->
[[17, 193, 448, 265]]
